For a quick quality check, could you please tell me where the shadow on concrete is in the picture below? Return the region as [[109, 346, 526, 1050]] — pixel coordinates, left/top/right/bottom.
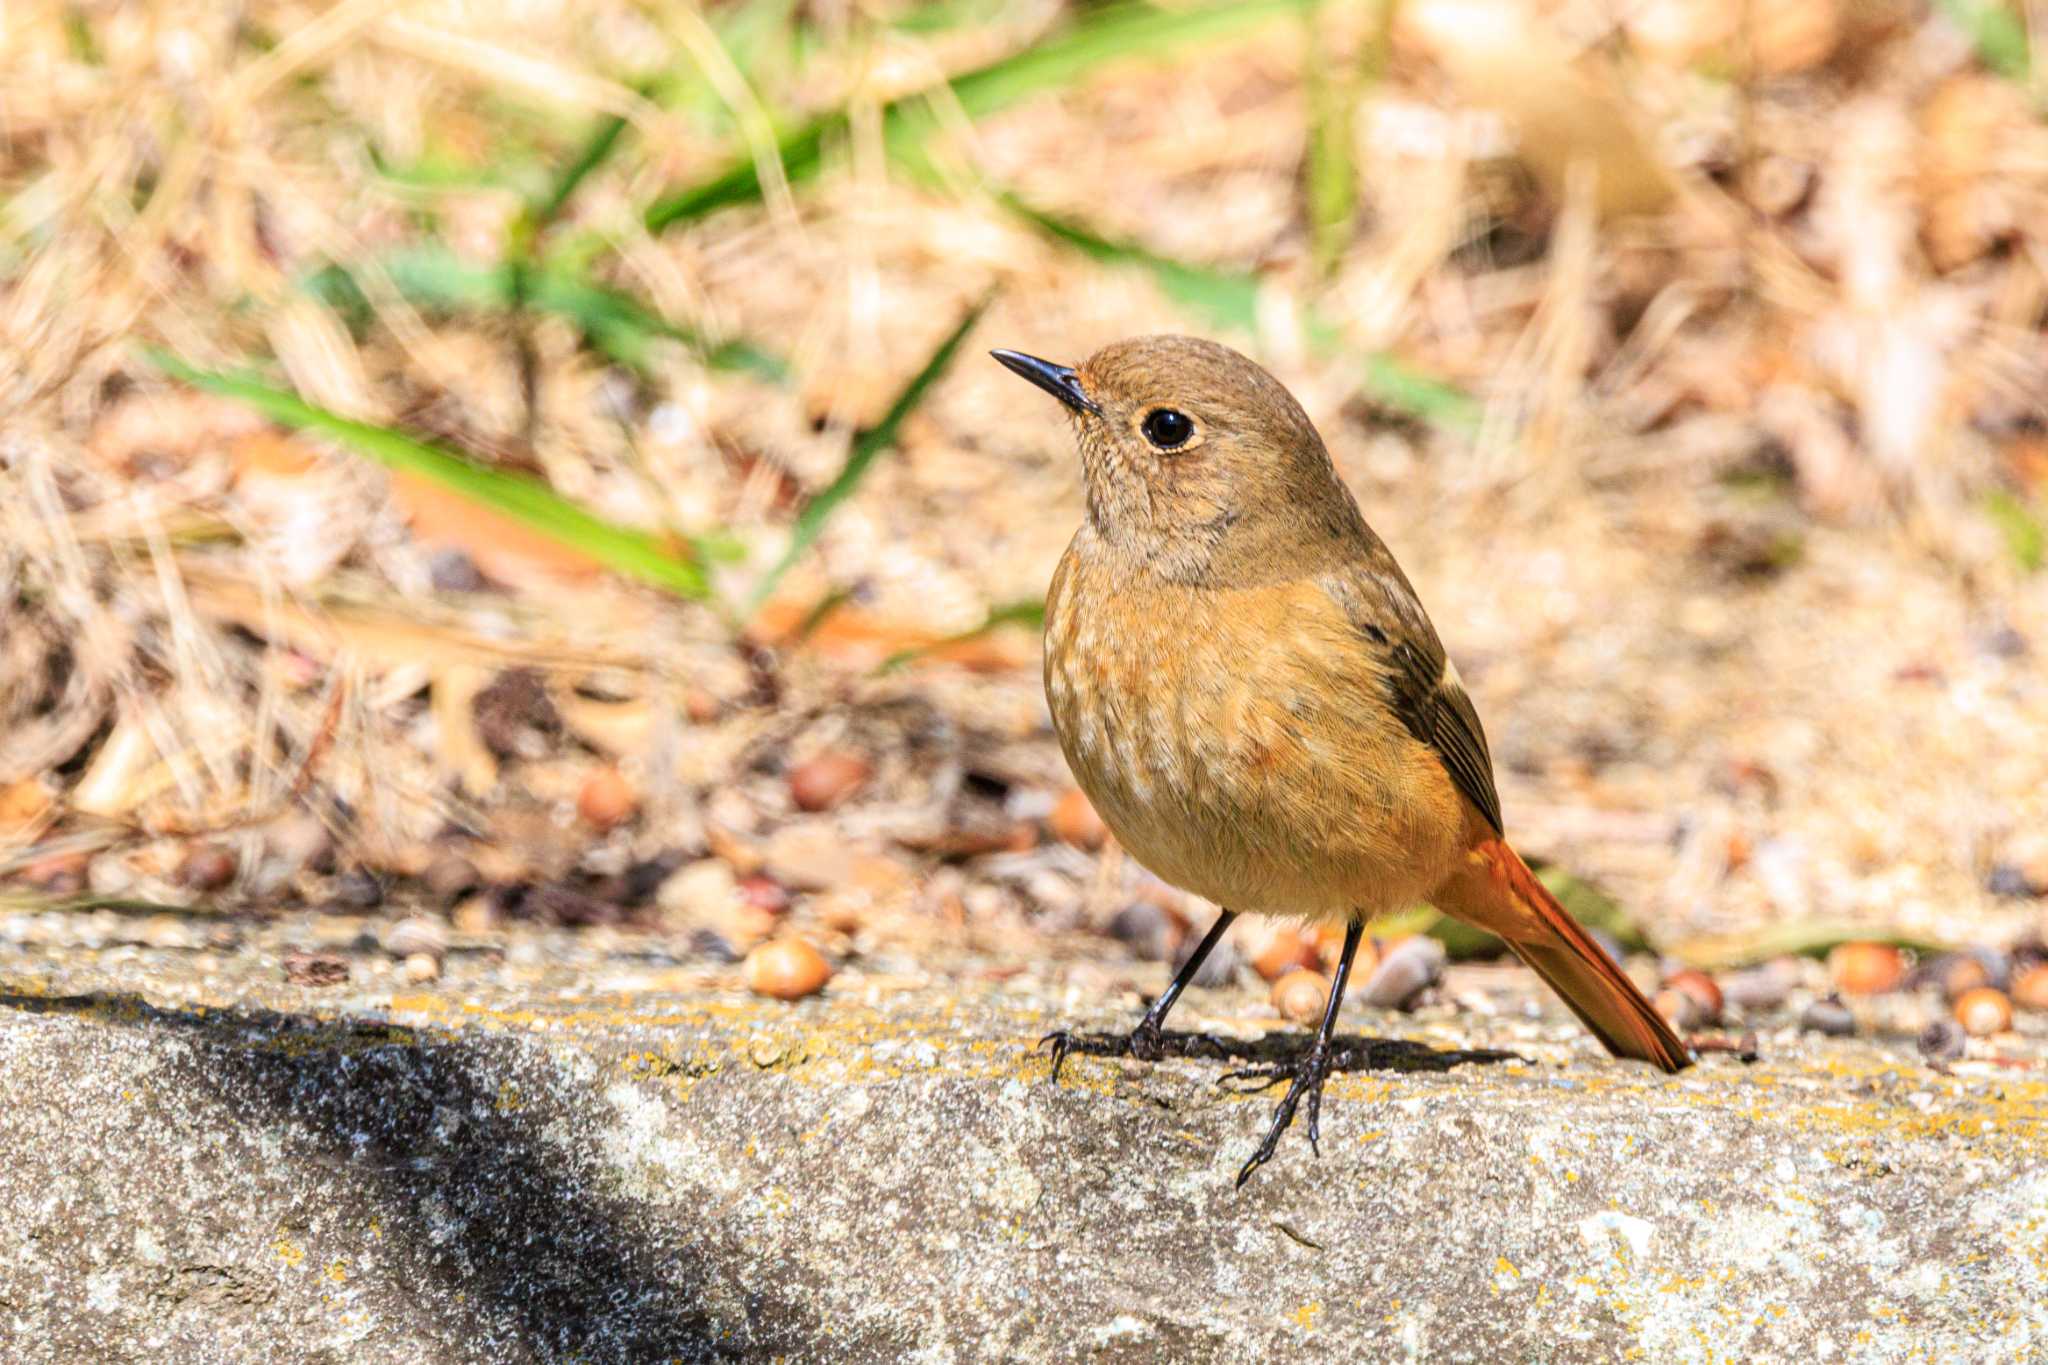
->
[[0, 990, 836, 1362], [1041, 1025, 1523, 1077], [1209, 1030, 1523, 1073]]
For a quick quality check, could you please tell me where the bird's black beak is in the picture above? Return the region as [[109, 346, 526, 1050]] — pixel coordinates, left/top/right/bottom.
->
[[990, 349, 1099, 416]]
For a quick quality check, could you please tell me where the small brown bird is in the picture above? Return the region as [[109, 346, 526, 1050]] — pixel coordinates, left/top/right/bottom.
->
[[993, 336, 1690, 1184]]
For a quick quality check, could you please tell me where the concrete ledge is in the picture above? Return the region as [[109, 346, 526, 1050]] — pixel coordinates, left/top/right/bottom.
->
[[2, 967, 2046, 1361]]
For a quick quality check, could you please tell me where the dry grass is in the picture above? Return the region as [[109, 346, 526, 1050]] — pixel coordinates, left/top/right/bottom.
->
[[4, 0, 2048, 970]]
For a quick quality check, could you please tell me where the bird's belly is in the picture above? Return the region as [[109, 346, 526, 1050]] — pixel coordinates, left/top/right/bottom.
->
[[1044, 592, 1463, 920]]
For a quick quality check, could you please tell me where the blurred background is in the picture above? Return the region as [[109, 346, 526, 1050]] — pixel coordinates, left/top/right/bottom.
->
[[5, 0, 2048, 1024]]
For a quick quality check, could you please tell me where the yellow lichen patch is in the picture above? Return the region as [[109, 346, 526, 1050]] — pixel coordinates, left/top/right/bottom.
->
[[273, 1236, 305, 1267], [1290, 1300, 1321, 1333]]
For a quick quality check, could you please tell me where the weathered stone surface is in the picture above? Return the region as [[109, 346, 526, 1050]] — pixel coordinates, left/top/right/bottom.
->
[[1, 935, 2045, 1362]]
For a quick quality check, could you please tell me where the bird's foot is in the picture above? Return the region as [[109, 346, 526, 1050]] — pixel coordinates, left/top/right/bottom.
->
[[1222, 1039, 1339, 1187], [1040, 1023, 1231, 1083]]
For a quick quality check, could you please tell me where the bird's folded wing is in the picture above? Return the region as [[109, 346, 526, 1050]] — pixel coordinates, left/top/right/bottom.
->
[[1322, 568, 1503, 836]]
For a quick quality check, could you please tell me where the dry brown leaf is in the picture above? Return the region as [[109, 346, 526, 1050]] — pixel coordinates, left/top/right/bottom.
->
[[1405, 0, 1676, 218], [181, 566, 648, 675], [1627, 0, 1840, 77], [1919, 75, 2028, 272], [229, 430, 356, 586], [390, 471, 608, 589], [70, 713, 174, 819], [556, 693, 657, 757], [85, 389, 264, 476], [0, 778, 54, 845], [431, 664, 499, 797]]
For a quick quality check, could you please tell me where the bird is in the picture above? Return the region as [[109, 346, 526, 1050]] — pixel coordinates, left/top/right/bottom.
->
[[991, 335, 1691, 1185]]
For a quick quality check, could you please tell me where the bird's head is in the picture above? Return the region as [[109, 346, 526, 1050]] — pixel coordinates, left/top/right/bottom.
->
[[991, 335, 1365, 584]]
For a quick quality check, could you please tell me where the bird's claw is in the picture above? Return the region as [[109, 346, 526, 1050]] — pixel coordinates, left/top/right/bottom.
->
[[1230, 1040, 1337, 1187]]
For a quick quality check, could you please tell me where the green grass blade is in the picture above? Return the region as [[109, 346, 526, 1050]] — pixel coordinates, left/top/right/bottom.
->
[[1002, 196, 1259, 330], [1356, 351, 1481, 431], [1002, 196, 1479, 431], [145, 350, 709, 599], [1304, 0, 1394, 278], [643, 124, 827, 230], [888, 0, 1011, 35], [1936, 0, 2031, 82], [945, 0, 1308, 116], [787, 588, 854, 645], [644, 0, 1311, 231], [1985, 489, 2045, 571], [876, 598, 1046, 673], [303, 245, 787, 382], [746, 297, 990, 615], [1304, 38, 1359, 279], [533, 113, 631, 227]]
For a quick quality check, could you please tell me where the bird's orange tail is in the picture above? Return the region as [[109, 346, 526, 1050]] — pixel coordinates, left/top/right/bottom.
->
[[1436, 839, 1691, 1072]]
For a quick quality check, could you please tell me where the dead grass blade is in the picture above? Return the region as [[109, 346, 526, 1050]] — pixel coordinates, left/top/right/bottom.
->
[[746, 296, 991, 616], [147, 351, 710, 600]]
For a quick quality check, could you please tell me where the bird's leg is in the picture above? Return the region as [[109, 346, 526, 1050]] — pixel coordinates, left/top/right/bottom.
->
[[1227, 917, 1364, 1187], [1043, 909, 1239, 1082]]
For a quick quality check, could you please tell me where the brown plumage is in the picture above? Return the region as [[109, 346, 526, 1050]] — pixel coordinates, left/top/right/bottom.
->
[[994, 335, 1690, 1184]]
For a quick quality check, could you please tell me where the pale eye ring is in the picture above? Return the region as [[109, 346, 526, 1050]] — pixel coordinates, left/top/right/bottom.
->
[[1140, 407, 1194, 449]]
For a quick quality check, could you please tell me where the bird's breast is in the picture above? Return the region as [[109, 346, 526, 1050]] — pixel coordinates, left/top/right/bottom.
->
[[1043, 547, 1466, 919]]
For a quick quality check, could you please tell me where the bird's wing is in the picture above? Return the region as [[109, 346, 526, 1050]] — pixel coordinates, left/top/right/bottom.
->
[[1322, 561, 1503, 836]]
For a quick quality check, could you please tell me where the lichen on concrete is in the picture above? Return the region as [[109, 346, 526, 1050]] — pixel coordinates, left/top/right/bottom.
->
[[2, 938, 2045, 1362]]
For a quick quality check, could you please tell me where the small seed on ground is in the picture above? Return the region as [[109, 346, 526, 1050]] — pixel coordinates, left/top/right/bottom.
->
[[744, 937, 832, 1000], [177, 843, 237, 892], [383, 915, 446, 961], [1252, 928, 1321, 983], [1048, 788, 1107, 850], [1953, 986, 2012, 1037], [1654, 987, 1705, 1031], [1828, 941, 1904, 995], [578, 766, 638, 830], [1272, 969, 1331, 1025], [2011, 963, 2048, 1011], [788, 752, 869, 812], [1662, 969, 1723, 1023], [1801, 996, 1856, 1036]]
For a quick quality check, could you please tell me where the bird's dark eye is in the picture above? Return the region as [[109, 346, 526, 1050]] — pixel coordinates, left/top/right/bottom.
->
[[1141, 408, 1194, 450]]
